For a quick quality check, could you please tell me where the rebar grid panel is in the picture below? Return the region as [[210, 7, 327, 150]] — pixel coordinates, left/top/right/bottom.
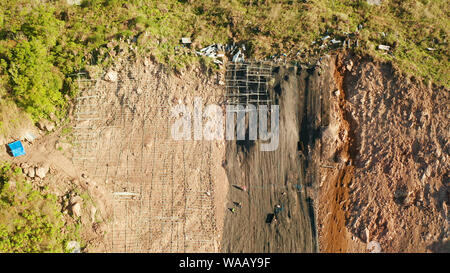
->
[[73, 74, 100, 167], [183, 141, 217, 252], [225, 61, 273, 106], [108, 110, 217, 253], [72, 74, 218, 252]]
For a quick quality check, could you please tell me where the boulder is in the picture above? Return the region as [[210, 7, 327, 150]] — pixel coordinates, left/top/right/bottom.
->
[[27, 167, 35, 178], [35, 164, 49, 179], [366, 0, 382, 5], [66, 241, 81, 253], [90, 206, 97, 223], [71, 202, 82, 218], [66, 0, 82, 5], [37, 120, 55, 132], [105, 70, 118, 82]]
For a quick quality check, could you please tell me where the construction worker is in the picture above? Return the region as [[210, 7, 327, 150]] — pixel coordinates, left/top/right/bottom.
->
[[274, 204, 283, 215], [232, 184, 247, 192]]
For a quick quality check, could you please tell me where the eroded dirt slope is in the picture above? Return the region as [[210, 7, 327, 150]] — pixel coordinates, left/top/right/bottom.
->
[[319, 53, 449, 253], [221, 65, 319, 252]]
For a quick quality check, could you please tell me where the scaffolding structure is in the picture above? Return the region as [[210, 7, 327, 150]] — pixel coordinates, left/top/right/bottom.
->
[[225, 61, 273, 106], [73, 74, 217, 253]]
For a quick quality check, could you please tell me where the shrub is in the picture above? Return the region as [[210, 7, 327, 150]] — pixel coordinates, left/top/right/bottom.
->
[[7, 39, 64, 120], [0, 163, 73, 253]]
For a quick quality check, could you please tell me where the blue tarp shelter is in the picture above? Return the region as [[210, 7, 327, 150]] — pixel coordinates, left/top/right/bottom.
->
[[7, 140, 26, 157]]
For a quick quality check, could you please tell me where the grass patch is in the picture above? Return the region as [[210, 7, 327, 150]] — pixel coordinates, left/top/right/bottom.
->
[[0, 162, 79, 252], [0, 99, 34, 140]]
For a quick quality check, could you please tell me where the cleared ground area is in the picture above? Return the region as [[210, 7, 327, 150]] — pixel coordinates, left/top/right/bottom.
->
[[72, 58, 227, 252]]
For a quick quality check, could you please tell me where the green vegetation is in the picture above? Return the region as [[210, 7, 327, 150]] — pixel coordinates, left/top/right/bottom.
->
[[0, 162, 77, 252], [0, 0, 448, 122], [0, 100, 33, 138]]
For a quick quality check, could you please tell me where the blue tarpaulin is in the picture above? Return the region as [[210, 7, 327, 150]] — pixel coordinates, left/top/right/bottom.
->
[[7, 140, 25, 157]]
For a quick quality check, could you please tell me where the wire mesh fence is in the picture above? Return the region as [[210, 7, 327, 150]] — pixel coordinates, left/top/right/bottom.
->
[[73, 74, 217, 253]]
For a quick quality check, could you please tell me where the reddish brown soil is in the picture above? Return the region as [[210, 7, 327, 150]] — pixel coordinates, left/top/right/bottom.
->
[[318, 53, 449, 253]]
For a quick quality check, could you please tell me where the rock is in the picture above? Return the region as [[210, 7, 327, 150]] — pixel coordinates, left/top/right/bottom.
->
[[346, 60, 353, 71], [367, 241, 382, 253], [37, 119, 55, 132], [66, 241, 81, 253], [378, 44, 391, 51], [71, 202, 82, 218], [90, 206, 97, 223], [23, 131, 37, 142], [36, 121, 45, 130], [44, 122, 55, 132], [366, 0, 382, 5], [105, 70, 118, 82], [35, 165, 49, 179], [27, 167, 35, 178], [181, 37, 191, 44], [66, 0, 82, 5], [359, 227, 368, 242], [144, 57, 151, 67]]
